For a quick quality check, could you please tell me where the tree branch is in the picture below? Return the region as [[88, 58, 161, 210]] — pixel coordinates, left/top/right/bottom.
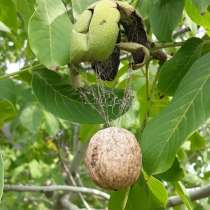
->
[[61, 194, 80, 210], [70, 141, 88, 176], [4, 185, 110, 200], [4, 184, 210, 207], [57, 144, 91, 210], [167, 184, 210, 207]]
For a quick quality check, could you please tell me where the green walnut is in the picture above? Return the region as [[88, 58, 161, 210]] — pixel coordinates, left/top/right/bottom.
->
[[70, 0, 120, 63], [70, 0, 149, 81]]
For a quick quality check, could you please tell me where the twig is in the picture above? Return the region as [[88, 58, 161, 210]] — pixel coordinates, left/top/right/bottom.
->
[[167, 184, 210, 207], [58, 148, 91, 210], [61, 194, 80, 210], [3, 185, 110, 200], [117, 42, 150, 68], [0, 64, 42, 80], [72, 123, 80, 155], [61, 194, 106, 210], [57, 130, 91, 210], [70, 142, 88, 176], [151, 41, 184, 51], [173, 27, 191, 39]]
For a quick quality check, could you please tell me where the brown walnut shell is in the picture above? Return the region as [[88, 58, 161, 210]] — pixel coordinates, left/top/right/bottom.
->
[[85, 127, 142, 190]]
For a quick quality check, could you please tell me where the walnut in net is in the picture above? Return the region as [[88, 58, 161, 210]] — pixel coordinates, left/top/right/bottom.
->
[[85, 127, 142, 190]]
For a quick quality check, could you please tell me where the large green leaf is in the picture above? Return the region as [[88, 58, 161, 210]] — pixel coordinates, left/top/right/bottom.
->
[[141, 52, 210, 175], [32, 69, 128, 124], [0, 0, 17, 31], [0, 153, 3, 200], [149, 0, 184, 42], [185, 0, 210, 35], [124, 176, 167, 210], [158, 38, 203, 95], [28, 0, 72, 68], [137, 0, 154, 18]]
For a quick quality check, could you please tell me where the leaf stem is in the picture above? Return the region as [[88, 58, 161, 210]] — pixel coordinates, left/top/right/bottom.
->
[[131, 0, 141, 8], [122, 187, 130, 210], [152, 39, 210, 51], [151, 41, 184, 51], [69, 64, 81, 88], [175, 181, 193, 210]]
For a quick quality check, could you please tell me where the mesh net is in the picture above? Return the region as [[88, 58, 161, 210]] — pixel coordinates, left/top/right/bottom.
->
[[79, 61, 133, 126]]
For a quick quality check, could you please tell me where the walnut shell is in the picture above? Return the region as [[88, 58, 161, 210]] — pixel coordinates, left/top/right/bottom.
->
[[85, 127, 142, 190]]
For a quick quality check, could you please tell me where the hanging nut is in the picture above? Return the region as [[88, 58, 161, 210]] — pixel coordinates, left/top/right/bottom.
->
[[85, 127, 142, 190]]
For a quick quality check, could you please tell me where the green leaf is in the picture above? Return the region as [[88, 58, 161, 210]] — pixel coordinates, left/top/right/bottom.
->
[[109, 188, 130, 210], [190, 132, 206, 151], [0, 100, 16, 127], [0, 153, 3, 200], [79, 124, 100, 142], [125, 176, 166, 210], [149, 0, 184, 42], [138, 85, 170, 122], [137, 0, 154, 18], [158, 38, 203, 95], [147, 176, 168, 207], [192, 0, 210, 14], [28, 0, 72, 68], [20, 104, 43, 133], [157, 158, 184, 182], [15, 0, 36, 30], [185, 0, 210, 35], [72, 0, 96, 15], [0, 0, 17, 31], [43, 111, 60, 136], [28, 160, 43, 179], [175, 182, 193, 210], [32, 69, 128, 124], [0, 79, 16, 104], [0, 80, 16, 126], [141, 52, 210, 175]]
